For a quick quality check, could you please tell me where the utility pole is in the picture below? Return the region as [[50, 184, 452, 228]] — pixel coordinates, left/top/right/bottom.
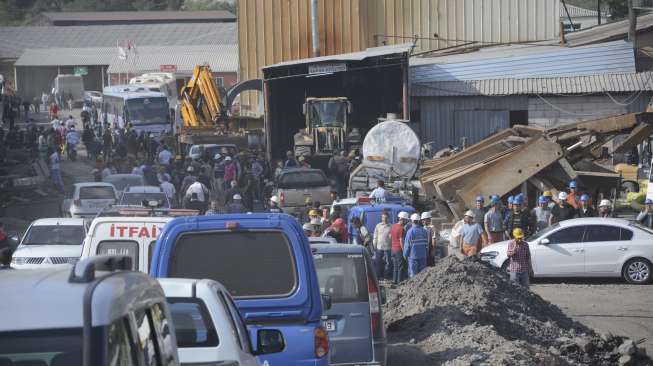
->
[[629, 0, 637, 49], [597, 0, 602, 25]]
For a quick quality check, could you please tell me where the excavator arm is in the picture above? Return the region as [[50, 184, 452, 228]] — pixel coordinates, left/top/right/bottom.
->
[[180, 65, 225, 128]]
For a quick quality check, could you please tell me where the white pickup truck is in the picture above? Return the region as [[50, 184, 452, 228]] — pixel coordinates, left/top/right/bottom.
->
[[61, 182, 118, 218], [274, 168, 332, 216]]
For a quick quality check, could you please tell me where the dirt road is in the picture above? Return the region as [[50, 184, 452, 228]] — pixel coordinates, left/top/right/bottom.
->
[[532, 281, 653, 353]]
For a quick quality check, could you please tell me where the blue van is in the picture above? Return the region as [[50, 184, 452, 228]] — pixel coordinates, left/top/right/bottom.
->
[[347, 202, 416, 243], [150, 213, 329, 366]]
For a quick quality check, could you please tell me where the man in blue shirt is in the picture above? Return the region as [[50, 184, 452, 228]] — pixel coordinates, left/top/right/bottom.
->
[[403, 213, 429, 278]]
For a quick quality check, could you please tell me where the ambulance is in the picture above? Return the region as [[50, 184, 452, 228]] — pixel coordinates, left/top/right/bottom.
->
[[81, 207, 197, 272]]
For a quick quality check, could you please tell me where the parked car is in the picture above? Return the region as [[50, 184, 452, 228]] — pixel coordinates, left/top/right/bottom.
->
[[62, 182, 118, 218], [103, 173, 145, 193], [150, 213, 330, 366], [84, 90, 103, 106], [160, 278, 286, 366], [0, 255, 179, 365], [309, 236, 338, 244], [312, 244, 387, 366], [81, 216, 174, 272], [480, 218, 653, 284], [119, 185, 170, 208], [274, 168, 332, 215], [11, 218, 87, 269]]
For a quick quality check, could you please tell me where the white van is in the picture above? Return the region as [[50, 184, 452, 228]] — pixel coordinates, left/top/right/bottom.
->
[[52, 74, 84, 107], [81, 216, 173, 272]]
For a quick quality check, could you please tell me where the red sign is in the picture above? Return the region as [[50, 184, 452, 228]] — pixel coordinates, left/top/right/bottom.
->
[[160, 64, 177, 72]]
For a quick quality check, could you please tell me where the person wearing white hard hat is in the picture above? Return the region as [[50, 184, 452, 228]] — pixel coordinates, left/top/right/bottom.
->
[[421, 211, 438, 265], [268, 195, 282, 213], [226, 194, 246, 214], [390, 211, 410, 285], [550, 191, 577, 225], [460, 210, 486, 257], [303, 222, 316, 237], [403, 213, 429, 278], [598, 199, 614, 218], [212, 153, 225, 202]]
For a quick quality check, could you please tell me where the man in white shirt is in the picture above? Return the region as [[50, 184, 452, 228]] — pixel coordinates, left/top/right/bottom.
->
[[158, 145, 172, 166], [65, 115, 75, 130], [160, 175, 177, 208], [49, 149, 63, 191], [369, 179, 387, 202], [185, 180, 209, 212]]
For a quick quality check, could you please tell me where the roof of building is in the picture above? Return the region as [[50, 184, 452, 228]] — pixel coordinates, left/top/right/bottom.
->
[[563, 12, 653, 46], [0, 22, 236, 59], [39, 10, 235, 22], [411, 71, 653, 97], [15, 44, 238, 74], [560, 3, 605, 18], [410, 40, 635, 82]]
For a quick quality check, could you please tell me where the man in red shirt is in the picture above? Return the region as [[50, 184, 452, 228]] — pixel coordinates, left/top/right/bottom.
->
[[506, 228, 532, 288], [390, 211, 409, 285]]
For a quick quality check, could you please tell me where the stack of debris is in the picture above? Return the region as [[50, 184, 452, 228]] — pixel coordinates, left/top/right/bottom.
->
[[420, 112, 653, 219], [384, 256, 652, 365]]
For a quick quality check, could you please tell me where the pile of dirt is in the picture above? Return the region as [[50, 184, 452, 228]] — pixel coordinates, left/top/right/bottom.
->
[[383, 256, 651, 365]]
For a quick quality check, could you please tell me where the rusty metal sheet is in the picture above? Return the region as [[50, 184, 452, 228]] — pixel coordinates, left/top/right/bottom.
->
[[613, 123, 653, 154]]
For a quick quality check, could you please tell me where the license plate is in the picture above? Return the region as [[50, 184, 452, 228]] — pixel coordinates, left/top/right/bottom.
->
[[322, 319, 336, 332]]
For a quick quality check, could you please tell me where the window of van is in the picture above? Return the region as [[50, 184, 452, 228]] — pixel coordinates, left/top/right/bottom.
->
[[313, 253, 369, 303], [168, 299, 219, 348], [169, 231, 297, 298], [97, 240, 139, 270], [80, 186, 115, 199], [0, 328, 82, 366]]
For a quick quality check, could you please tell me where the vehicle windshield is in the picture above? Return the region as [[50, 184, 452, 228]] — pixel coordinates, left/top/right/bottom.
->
[[169, 231, 297, 298], [630, 221, 653, 236], [167, 299, 219, 348], [120, 193, 169, 208], [527, 223, 560, 241], [104, 176, 144, 192], [309, 101, 346, 127], [313, 252, 368, 303], [0, 328, 82, 365], [22, 225, 85, 245], [79, 186, 115, 200], [126, 97, 169, 125], [278, 171, 328, 189]]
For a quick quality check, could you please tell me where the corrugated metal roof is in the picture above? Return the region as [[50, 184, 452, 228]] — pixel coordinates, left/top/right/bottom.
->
[[0, 23, 236, 59], [40, 10, 235, 22], [15, 47, 115, 66], [562, 12, 653, 46], [411, 72, 653, 97], [262, 43, 414, 70], [410, 40, 635, 82], [560, 3, 603, 18], [107, 44, 238, 74]]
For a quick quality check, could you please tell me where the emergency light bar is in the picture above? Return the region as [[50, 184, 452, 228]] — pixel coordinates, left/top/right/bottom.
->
[[117, 208, 200, 217]]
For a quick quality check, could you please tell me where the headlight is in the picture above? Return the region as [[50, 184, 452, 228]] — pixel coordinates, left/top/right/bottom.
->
[[11, 257, 26, 265], [480, 251, 499, 260]]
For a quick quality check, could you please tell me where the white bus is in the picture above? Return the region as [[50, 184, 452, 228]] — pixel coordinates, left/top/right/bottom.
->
[[129, 73, 179, 113], [101, 85, 171, 137]]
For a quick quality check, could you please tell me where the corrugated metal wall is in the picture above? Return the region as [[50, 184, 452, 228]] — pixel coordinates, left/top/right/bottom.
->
[[238, 0, 559, 111], [417, 96, 529, 150]]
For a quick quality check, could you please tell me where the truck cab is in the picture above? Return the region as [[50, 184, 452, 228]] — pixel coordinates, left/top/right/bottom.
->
[[347, 199, 416, 243], [150, 213, 330, 366]]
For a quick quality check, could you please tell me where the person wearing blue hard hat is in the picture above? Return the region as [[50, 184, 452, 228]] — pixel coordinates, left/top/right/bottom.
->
[[566, 180, 580, 209], [484, 196, 505, 244], [530, 195, 552, 232], [636, 198, 653, 228], [577, 194, 596, 218], [504, 194, 531, 239], [471, 195, 486, 226]]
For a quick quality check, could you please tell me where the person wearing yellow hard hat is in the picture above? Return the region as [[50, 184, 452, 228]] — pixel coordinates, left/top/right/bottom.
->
[[507, 227, 532, 288]]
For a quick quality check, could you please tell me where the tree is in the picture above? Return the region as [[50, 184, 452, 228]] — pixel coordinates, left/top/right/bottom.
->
[[184, 0, 236, 14]]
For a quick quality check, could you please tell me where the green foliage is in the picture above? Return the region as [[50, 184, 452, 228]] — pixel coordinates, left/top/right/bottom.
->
[[184, 0, 236, 14]]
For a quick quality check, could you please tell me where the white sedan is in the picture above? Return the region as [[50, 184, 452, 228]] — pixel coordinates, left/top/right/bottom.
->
[[480, 218, 653, 284]]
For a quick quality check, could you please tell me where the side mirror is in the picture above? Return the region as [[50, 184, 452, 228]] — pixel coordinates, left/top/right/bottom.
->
[[539, 238, 550, 245], [379, 286, 387, 305], [253, 329, 285, 355], [321, 293, 332, 310], [9, 234, 20, 243]]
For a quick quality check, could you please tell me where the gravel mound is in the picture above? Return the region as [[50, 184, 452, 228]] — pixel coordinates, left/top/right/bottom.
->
[[383, 256, 652, 365]]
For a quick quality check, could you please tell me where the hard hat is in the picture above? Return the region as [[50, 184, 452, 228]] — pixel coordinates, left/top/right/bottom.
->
[[543, 191, 552, 198], [233, 194, 242, 200], [569, 180, 577, 189], [410, 213, 421, 221], [305, 197, 312, 204], [310, 218, 322, 225], [230, 180, 238, 188], [213, 153, 222, 160], [646, 199, 653, 205], [538, 196, 547, 204], [512, 228, 525, 239], [464, 210, 475, 218], [599, 199, 611, 208], [187, 166, 194, 173], [398, 211, 409, 220], [270, 195, 279, 204], [476, 195, 484, 203], [421, 211, 432, 220], [580, 194, 589, 202], [309, 209, 319, 216], [507, 196, 514, 204], [490, 196, 500, 205], [558, 191, 568, 200], [298, 156, 305, 162], [302, 223, 314, 231], [513, 196, 524, 205], [224, 156, 232, 161]]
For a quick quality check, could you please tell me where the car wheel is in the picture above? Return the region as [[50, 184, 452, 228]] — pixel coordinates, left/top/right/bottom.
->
[[501, 261, 510, 274], [623, 258, 652, 284]]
